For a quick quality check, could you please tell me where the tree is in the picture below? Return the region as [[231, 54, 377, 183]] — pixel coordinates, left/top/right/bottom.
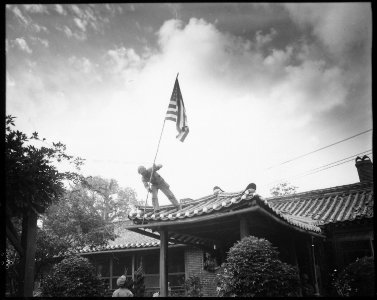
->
[[5, 115, 84, 296], [81, 176, 138, 222], [34, 177, 138, 283], [41, 187, 117, 251], [270, 181, 298, 197], [216, 236, 300, 297], [40, 255, 108, 297], [41, 176, 138, 251]]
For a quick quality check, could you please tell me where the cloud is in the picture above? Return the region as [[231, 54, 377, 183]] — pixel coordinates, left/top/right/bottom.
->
[[6, 72, 16, 87], [150, 17, 352, 126], [13, 38, 32, 53], [74, 17, 87, 31], [106, 47, 143, 75], [30, 36, 49, 47], [9, 5, 29, 25], [23, 4, 49, 14], [283, 3, 371, 57], [255, 28, 277, 47], [31, 23, 49, 33], [61, 25, 73, 38], [68, 56, 94, 73], [55, 4, 67, 15], [58, 25, 87, 41], [67, 56, 102, 83], [71, 4, 84, 17]]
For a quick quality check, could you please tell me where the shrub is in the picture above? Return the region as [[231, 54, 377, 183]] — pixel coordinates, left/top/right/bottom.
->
[[184, 275, 203, 297], [334, 256, 375, 297], [216, 236, 300, 297], [40, 255, 108, 297]]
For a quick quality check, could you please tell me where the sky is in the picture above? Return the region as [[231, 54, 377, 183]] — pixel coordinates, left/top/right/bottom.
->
[[6, 3, 373, 205]]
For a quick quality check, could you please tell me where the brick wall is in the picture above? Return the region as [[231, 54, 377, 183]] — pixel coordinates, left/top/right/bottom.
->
[[184, 246, 218, 297]]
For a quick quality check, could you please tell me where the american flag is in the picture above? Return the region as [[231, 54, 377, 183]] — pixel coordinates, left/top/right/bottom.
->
[[165, 77, 189, 142]]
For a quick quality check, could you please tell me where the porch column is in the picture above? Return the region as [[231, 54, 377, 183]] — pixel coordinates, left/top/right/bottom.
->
[[159, 228, 168, 297], [132, 254, 135, 281], [309, 236, 320, 296], [240, 216, 249, 239], [109, 256, 113, 289]]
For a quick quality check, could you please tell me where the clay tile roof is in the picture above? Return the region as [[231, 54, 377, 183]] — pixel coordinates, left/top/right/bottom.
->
[[77, 220, 160, 254], [266, 181, 373, 226], [128, 182, 373, 233]]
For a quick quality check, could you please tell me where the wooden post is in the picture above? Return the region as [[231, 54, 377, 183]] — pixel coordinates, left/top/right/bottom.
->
[[370, 236, 374, 258], [22, 211, 38, 297], [240, 216, 249, 239], [310, 236, 320, 296], [132, 254, 135, 281], [109, 255, 113, 289], [159, 228, 168, 297]]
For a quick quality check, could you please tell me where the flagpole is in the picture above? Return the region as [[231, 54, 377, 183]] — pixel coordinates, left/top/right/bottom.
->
[[142, 73, 179, 223]]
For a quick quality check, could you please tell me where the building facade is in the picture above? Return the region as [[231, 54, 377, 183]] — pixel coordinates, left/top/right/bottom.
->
[[80, 156, 374, 296]]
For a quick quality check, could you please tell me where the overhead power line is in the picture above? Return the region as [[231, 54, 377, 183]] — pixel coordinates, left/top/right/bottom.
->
[[306, 150, 373, 172], [267, 149, 373, 186], [266, 129, 372, 170]]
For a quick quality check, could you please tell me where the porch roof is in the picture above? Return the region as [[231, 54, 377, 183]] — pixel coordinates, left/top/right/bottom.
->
[[78, 221, 161, 254], [128, 181, 373, 234]]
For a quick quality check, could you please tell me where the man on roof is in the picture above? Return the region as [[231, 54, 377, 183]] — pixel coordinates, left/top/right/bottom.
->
[[138, 164, 180, 212]]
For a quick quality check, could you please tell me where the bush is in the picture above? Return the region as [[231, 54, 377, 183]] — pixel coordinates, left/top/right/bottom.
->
[[40, 255, 108, 297], [184, 275, 203, 297], [334, 256, 375, 297], [217, 236, 300, 297]]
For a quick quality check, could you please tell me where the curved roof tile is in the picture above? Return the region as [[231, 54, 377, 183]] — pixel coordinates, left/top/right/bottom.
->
[[128, 182, 373, 233]]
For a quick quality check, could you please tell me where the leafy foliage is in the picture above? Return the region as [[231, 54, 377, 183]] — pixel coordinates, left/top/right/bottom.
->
[[80, 176, 138, 222], [184, 275, 203, 297], [40, 255, 108, 297], [41, 188, 117, 251], [6, 115, 84, 216], [216, 236, 300, 297], [334, 256, 375, 296], [5, 115, 85, 296], [40, 176, 138, 251], [270, 181, 298, 197]]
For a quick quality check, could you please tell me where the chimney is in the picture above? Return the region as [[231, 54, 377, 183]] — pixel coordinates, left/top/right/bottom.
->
[[355, 155, 373, 182]]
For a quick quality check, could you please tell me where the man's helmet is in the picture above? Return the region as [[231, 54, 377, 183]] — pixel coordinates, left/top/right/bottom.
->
[[138, 166, 146, 174]]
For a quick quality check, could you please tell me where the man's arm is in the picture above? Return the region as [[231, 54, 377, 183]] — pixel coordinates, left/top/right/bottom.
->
[[142, 178, 151, 191], [153, 164, 162, 171]]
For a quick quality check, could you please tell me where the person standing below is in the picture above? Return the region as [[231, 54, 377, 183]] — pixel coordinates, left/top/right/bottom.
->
[[138, 164, 180, 212], [112, 275, 134, 297]]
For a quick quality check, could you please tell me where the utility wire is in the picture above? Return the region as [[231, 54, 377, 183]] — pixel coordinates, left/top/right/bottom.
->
[[305, 149, 373, 172], [301, 151, 372, 177], [266, 129, 372, 170], [267, 149, 372, 186]]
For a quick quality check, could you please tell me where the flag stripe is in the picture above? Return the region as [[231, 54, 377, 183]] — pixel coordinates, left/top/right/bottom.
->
[[165, 77, 189, 142], [166, 110, 177, 115], [165, 116, 176, 122]]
